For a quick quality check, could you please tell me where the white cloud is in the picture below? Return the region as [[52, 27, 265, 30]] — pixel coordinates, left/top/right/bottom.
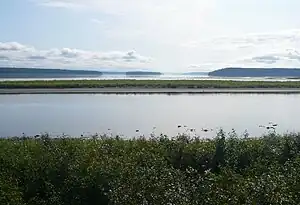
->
[[37, 0, 214, 14], [286, 49, 300, 61], [0, 55, 10, 61], [26, 1, 300, 71], [187, 64, 213, 71], [243, 49, 300, 66], [59, 48, 81, 58], [36, 0, 215, 44], [178, 30, 300, 71], [28, 55, 47, 60], [0, 42, 33, 52], [251, 55, 280, 64], [90, 18, 104, 25], [181, 30, 300, 50], [0, 42, 152, 69], [38, 0, 84, 10]]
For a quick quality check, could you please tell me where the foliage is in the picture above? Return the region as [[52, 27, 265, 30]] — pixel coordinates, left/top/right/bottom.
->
[[1, 132, 300, 204], [1, 79, 300, 89]]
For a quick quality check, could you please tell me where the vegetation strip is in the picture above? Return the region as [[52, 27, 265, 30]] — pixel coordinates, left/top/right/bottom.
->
[[2, 88, 300, 94], [2, 79, 300, 89], [1, 132, 300, 204]]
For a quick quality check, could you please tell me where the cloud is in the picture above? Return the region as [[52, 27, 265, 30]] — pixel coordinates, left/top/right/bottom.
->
[[35, 0, 215, 45], [28, 55, 47, 60], [251, 55, 280, 64], [181, 30, 300, 50], [90, 18, 104, 25], [0, 42, 32, 52], [180, 41, 199, 48], [59, 48, 80, 58], [179, 30, 300, 70], [286, 49, 300, 61], [235, 49, 300, 68], [248, 50, 300, 64], [185, 64, 214, 72], [29, 1, 300, 71], [0, 42, 152, 69], [38, 0, 84, 10], [122, 51, 141, 62], [37, 0, 214, 13], [188, 64, 207, 70], [0, 56, 10, 61]]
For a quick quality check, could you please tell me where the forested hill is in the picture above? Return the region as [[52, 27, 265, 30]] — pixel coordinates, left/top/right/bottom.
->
[[209, 68, 300, 77], [0, 67, 102, 78]]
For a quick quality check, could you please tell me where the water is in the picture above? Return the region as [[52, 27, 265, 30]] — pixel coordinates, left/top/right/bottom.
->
[[0, 94, 299, 138], [1, 74, 300, 82]]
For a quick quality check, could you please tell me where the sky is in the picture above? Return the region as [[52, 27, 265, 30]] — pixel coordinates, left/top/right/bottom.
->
[[1, 0, 300, 72]]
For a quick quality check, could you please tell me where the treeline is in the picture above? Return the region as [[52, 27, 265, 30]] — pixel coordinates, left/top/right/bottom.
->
[[209, 67, 300, 77], [1, 131, 300, 204], [0, 68, 102, 78]]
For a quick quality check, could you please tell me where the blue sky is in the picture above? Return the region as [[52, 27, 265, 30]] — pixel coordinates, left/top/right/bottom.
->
[[1, 0, 300, 71]]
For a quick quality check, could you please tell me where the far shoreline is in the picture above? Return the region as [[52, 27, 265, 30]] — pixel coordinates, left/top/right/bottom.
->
[[2, 88, 300, 94]]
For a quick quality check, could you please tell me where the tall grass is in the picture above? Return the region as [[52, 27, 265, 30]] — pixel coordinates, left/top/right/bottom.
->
[[1, 131, 300, 204], [1, 79, 300, 89]]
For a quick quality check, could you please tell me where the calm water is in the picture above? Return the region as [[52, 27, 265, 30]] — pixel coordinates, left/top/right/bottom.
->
[[1, 74, 300, 82], [0, 94, 299, 138]]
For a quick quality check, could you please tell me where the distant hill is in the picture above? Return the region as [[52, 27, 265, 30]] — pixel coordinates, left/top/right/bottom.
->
[[0, 67, 102, 78], [126, 71, 162, 76], [209, 68, 300, 77]]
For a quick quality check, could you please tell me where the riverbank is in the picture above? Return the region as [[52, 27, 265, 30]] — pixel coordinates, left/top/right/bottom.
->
[[1, 132, 300, 204], [2, 87, 300, 94], [1, 79, 300, 90]]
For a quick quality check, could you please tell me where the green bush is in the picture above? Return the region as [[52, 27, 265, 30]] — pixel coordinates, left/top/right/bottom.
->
[[1, 132, 300, 204]]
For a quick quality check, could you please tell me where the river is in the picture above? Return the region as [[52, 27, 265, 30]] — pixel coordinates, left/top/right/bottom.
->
[[1, 74, 300, 81], [0, 94, 299, 138]]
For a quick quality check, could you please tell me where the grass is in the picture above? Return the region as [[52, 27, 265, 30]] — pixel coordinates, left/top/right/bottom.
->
[[1, 79, 300, 89], [1, 131, 300, 204]]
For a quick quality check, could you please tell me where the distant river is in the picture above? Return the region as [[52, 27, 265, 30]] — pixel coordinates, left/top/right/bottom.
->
[[1, 74, 300, 81], [0, 94, 299, 138]]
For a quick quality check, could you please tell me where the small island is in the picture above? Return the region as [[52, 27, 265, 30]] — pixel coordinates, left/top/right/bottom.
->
[[209, 67, 300, 77], [0, 67, 103, 78]]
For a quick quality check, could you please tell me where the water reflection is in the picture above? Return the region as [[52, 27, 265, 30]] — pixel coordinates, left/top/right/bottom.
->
[[0, 94, 299, 138]]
